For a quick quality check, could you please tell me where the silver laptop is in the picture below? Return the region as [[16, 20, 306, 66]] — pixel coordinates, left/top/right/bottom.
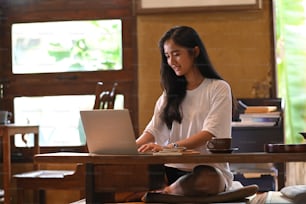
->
[[80, 109, 139, 155]]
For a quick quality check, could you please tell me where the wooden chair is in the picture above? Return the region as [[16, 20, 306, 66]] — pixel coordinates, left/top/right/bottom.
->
[[93, 81, 118, 109], [13, 81, 118, 204]]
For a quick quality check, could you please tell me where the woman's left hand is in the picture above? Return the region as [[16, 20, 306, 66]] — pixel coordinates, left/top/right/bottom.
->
[[138, 143, 163, 153]]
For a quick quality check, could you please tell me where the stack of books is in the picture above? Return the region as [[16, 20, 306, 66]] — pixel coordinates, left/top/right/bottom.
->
[[232, 106, 281, 127]]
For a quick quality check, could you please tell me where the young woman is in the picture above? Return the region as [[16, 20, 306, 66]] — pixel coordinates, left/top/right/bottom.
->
[[136, 26, 236, 196]]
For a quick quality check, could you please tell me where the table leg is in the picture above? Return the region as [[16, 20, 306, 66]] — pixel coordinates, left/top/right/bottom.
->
[[3, 129, 10, 204], [85, 163, 94, 203], [85, 164, 115, 203], [33, 132, 40, 170]]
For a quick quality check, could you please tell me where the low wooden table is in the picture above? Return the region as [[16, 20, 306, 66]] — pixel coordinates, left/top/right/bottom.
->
[[34, 152, 306, 203], [0, 124, 39, 204]]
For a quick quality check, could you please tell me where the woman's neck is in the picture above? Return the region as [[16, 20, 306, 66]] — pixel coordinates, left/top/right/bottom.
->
[[187, 76, 204, 90], [186, 69, 204, 90]]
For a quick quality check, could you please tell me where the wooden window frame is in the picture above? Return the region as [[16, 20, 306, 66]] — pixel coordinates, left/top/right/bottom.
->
[[135, 0, 263, 14], [0, 0, 138, 160]]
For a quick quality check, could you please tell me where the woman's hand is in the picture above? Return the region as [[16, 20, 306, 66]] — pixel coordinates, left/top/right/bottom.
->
[[138, 143, 163, 153]]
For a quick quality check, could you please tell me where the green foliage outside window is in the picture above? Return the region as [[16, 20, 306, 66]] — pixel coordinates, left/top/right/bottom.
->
[[275, 0, 306, 144], [48, 21, 122, 71], [12, 20, 122, 73]]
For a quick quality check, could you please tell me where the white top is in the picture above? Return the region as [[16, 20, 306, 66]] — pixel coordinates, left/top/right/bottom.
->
[[144, 78, 233, 187]]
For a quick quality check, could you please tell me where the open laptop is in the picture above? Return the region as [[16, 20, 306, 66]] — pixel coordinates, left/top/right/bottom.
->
[[80, 109, 139, 155]]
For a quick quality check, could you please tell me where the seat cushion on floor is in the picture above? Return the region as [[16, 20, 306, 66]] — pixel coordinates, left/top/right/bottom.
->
[[280, 185, 306, 204], [143, 184, 258, 203]]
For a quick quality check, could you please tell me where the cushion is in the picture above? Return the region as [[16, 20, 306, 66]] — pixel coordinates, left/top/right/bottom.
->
[[143, 184, 259, 203], [280, 185, 306, 204]]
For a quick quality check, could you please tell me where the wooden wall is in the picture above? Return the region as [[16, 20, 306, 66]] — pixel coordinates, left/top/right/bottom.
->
[[137, 0, 275, 132]]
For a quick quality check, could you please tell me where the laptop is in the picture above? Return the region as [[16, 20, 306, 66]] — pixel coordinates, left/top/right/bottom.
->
[[80, 109, 139, 155]]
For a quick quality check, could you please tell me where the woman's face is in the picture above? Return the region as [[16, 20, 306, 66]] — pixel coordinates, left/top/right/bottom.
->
[[163, 39, 197, 77]]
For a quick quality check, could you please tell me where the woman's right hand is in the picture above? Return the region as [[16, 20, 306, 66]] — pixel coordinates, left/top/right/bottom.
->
[[138, 142, 163, 153]]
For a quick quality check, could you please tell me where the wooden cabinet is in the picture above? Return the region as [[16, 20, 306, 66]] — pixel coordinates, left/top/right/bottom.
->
[[231, 98, 285, 190]]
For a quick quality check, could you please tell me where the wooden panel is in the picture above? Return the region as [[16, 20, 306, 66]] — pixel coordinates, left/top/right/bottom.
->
[[137, 0, 275, 132], [95, 165, 149, 192], [135, 0, 262, 14], [94, 164, 165, 192]]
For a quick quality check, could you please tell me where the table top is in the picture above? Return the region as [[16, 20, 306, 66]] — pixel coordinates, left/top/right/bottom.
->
[[0, 123, 39, 128], [0, 124, 39, 135], [34, 151, 306, 164]]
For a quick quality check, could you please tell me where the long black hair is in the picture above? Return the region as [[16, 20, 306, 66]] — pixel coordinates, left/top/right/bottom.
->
[[159, 26, 236, 129]]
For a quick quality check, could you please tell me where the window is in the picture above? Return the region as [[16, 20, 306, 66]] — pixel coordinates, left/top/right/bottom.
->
[[14, 95, 124, 147], [12, 19, 122, 74], [274, 0, 306, 186], [0, 0, 137, 153], [274, 0, 306, 144], [10, 19, 124, 147]]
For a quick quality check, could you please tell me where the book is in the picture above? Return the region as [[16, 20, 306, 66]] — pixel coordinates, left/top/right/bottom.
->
[[231, 121, 276, 127], [240, 117, 279, 123], [245, 106, 278, 113], [240, 112, 281, 118], [239, 112, 280, 126]]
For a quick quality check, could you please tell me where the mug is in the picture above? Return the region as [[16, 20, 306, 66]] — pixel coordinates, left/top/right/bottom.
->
[[0, 111, 12, 124], [207, 138, 231, 150]]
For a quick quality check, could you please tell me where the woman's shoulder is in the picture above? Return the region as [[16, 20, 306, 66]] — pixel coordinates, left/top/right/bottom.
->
[[154, 91, 167, 108], [205, 78, 231, 89]]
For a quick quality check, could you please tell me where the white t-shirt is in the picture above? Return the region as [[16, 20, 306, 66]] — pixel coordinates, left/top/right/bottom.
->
[[144, 78, 233, 187]]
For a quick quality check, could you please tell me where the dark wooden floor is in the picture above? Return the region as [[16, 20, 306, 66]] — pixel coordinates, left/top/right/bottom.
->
[[70, 192, 294, 204]]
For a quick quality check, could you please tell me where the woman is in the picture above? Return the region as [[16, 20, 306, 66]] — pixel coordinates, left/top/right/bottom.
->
[[136, 26, 236, 196]]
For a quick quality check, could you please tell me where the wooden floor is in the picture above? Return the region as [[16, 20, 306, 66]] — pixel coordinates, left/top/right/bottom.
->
[[70, 192, 294, 204], [55, 162, 306, 204]]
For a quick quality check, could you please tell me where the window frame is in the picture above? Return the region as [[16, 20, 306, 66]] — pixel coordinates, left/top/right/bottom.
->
[[0, 0, 138, 159]]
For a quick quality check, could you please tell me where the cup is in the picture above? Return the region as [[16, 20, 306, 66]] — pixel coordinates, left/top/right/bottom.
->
[[207, 138, 232, 150], [0, 111, 12, 124]]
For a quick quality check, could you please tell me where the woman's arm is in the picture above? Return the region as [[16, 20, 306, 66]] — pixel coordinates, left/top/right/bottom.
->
[[165, 130, 214, 149], [137, 130, 214, 152], [137, 131, 167, 152], [136, 131, 154, 147]]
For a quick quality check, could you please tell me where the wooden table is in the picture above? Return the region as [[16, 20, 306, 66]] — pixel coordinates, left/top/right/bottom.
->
[[34, 152, 306, 203], [0, 124, 39, 204]]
